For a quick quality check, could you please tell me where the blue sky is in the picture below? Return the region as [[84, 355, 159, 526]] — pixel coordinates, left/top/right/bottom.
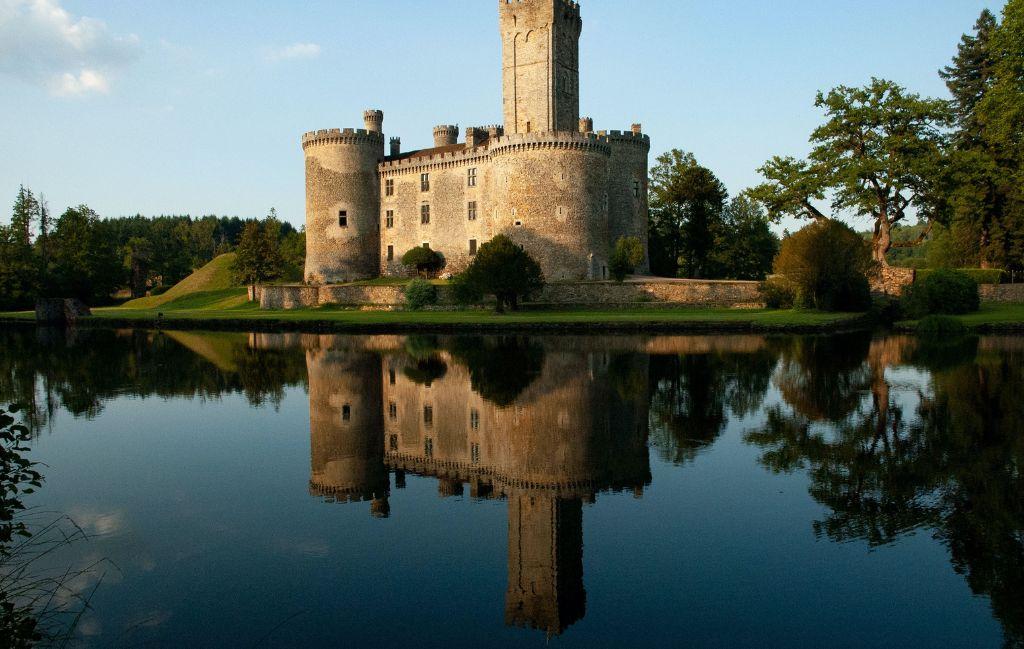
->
[[0, 0, 1004, 230]]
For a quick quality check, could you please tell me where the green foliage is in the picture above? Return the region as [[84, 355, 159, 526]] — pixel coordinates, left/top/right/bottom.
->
[[916, 315, 969, 338], [710, 195, 779, 280], [49, 206, 124, 305], [648, 149, 728, 278], [447, 337, 546, 406], [759, 277, 795, 310], [450, 273, 484, 306], [903, 269, 980, 318], [916, 267, 1005, 285], [773, 220, 875, 312], [609, 236, 645, 282], [401, 247, 445, 277], [455, 235, 544, 312], [403, 279, 438, 310], [751, 79, 952, 264], [232, 221, 284, 286]]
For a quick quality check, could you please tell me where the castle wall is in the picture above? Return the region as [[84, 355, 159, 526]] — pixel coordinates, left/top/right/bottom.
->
[[380, 148, 493, 276], [304, 128, 384, 283]]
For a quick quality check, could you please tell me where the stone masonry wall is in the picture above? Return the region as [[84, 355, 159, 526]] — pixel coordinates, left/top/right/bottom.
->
[[980, 283, 1024, 303], [259, 279, 763, 310]]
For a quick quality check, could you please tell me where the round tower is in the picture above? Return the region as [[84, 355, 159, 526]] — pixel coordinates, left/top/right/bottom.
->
[[364, 109, 384, 133], [605, 128, 652, 275], [433, 124, 460, 147], [303, 110, 385, 283], [490, 132, 611, 281]]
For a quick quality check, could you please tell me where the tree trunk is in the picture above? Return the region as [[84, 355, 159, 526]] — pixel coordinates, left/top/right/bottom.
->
[[873, 219, 892, 267]]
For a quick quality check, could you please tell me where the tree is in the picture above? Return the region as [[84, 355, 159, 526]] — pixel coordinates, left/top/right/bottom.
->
[[941, 10, 998, 136], [609, 236, 645, 282], [49, 206, 122, 304], [709, 195, 779, 280], [750, 79, 952, 266], [231, 221, 283, 288], [401, 247, 445, 278], [0, 188, 40, 310], [123, 237, 154, 298], [456, 235, 544, 312], [648, 150, 728, 278]]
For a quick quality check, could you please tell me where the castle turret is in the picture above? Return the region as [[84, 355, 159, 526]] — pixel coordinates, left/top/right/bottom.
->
[[579, 117, 593, 134], [302, 110, 385, 283], [433, 124, 460, 147], [604, 127, 652, 274], [500, 0, 582, 134], [389, 137, 401, 157]]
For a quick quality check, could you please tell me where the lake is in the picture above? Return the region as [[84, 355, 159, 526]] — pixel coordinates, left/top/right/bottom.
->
[[0, 327, 1021, 648]]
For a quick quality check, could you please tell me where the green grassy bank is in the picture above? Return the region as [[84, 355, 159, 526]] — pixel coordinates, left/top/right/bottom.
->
[[0, 287, 869, 333], [896, 303, 1024, 333]]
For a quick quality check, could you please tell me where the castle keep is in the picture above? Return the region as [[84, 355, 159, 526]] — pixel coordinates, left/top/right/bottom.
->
[[302, 0, 650, 283]]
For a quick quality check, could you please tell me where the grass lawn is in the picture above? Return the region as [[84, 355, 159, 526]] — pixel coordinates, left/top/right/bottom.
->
[[121, 253, 238, 309], [897, 303, 1024, 331]]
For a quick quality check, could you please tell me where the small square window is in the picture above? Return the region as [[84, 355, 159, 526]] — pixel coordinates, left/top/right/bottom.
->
[[468, 168, 477, 187], [420, 173, 430, 192], [385, 178, 394, 196], [469, 239, 477, 256], [422, 242, 430, 249], [468, 201, 477, 221], [385, 210, 394, 228], [338, 211, 348, 228], [514, 220, 523, 227], [421, 204, 431, 225]]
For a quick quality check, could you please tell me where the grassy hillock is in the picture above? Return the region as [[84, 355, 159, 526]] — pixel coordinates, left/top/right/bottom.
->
[[122, 253, 240, 309]]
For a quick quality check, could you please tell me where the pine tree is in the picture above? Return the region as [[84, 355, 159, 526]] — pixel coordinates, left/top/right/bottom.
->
[[940, 10, 998, 138]]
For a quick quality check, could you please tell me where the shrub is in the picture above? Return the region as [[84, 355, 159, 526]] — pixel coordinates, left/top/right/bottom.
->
[[458, 235, 545, 312], [450, 273, 484, 306], [916, 315, 968, 338], [609, 237, 645, 282], [758, 277, 795, 309], [915, 268, 1005, 285], [403, 279, 438, 310], [401, 247, 445, 278], [149, 285, 170, 296], [772, 220, 875, 312], [903, 269, 980, 318]]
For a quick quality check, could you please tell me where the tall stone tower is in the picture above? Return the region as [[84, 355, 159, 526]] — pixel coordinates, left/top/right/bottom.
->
[[499, 0, 582, 134]]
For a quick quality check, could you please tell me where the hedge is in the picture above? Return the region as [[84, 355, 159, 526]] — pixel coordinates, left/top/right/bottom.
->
[[915, 268, 1006, 285]]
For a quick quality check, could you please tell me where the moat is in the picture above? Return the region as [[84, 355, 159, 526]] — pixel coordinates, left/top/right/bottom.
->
[[1, 327, 1021, 647]]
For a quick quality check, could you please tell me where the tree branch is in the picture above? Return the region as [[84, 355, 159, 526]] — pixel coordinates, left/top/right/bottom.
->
[[890, 221, 933, 248]]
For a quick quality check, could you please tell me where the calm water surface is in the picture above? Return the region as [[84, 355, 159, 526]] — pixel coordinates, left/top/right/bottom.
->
[[0, 327, 1021, 648]]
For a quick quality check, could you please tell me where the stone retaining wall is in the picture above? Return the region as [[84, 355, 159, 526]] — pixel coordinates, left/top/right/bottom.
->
[[980, 283, 1024, 303], [259, 279, 763, 310]]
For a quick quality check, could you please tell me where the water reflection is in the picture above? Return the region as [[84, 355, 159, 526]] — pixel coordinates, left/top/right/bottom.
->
[[0, 327, 1022, 644]]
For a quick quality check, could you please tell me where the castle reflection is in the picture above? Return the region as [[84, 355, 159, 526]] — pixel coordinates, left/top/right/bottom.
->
[[298, 334, 663, 636]]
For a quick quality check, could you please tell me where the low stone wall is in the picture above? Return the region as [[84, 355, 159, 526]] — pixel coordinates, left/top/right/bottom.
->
[[259, 278, 763, 310], [871, 266, 916, 296], [980, 283, 1024, 303]]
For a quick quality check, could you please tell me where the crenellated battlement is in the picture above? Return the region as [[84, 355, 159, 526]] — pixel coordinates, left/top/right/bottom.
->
[[499, 0, 580, 18], [301, 127, 386, 150], [599, 129, 651, 148], [378, 145, 490, 175], [490, 130, 612, 157]]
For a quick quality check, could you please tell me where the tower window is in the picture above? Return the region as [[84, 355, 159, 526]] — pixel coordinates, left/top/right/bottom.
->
[[468, 201, 477, 221], [525, 121, 531, 134], [385, 210, 394, 228], [342, 405, 351, 421], [338, 211, 348, 228], [633, 180, 641, 198], [422, 242, 430, 249], [389, 402, 397, 420], [421, 204, 431, 224], [471, 442, 480, 465], [470, 408, 480, 431], [424, 405, 433, 426], [424, 437, 434, 458], [387, 245, 394, 261], [389, 434, 398, 451], [389, 368, 396, 385], [468, 168, 477, 187], [420, 173, 430, 192], [385, 178, 394, 196], [469, 239, 477, 256]]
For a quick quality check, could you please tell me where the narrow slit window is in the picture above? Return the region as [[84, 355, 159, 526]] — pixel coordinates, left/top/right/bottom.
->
[[421, 204, 431, 225], [424, 405, 433, 426], [424, 437, 434, 458], [387, 245, 394, 261], [633, 180, 641, 197], [342, 405, 351, 421], [469, 239, 477, 256], [389, 402, 397, 419], [338, 211, 348, 228], [389, 434, 398, 451]]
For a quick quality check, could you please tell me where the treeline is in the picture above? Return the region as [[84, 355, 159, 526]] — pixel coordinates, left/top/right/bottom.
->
[[0, 189, 304, 310]]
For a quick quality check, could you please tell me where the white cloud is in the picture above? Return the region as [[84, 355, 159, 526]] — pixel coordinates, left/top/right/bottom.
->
[[266, 42, 321, 62], [0, 0, 140, 96]]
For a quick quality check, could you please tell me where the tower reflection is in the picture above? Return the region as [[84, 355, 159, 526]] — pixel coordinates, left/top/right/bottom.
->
[[304, 335, 653, 636]]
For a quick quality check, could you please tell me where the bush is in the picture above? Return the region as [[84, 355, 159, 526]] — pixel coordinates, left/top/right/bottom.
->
[[609, 237, 645, 282], [401, 247, 445, 278], [903, 269, 980, 318], [403, 279, 438, 310], [772, 220, 875, 312], [451, 273, 484, 306], [916, 268, 1005, 285], [759, 277, 795, 309], [916, 315, 968, 338], [149, 285, 170, 296]]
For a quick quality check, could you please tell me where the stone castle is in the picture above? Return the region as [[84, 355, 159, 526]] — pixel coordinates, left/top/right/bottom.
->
[[302, 0, 651, 284]]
